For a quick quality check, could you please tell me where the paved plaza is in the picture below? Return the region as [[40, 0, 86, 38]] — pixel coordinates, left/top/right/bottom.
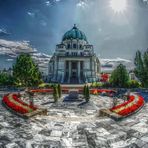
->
[[0, 94, 148, 148]]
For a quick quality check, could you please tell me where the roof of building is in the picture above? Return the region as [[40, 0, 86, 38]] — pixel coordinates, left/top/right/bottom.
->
[[62, 24, 87, 42]]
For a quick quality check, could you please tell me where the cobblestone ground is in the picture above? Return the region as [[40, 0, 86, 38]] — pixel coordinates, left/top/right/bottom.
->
[[0, 94, 148, 148]]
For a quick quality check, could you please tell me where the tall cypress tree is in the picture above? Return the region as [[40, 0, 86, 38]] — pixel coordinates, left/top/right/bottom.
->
[[85, 85, 90, 102], [143, 51, 148, 87], [57, 83, 62, 98], [134, 50, 148, 87], [134, 50, 145, 86], [53, 85, 58, 103], [83, 84, 86, 98]]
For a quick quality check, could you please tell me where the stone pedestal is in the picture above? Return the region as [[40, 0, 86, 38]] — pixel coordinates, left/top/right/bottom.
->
[[68, 90, 79, 100]]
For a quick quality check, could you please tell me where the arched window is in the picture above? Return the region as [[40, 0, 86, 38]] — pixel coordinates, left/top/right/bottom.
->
[[79, 45, 82, 49], [66, 52, 69, 56], [67, 44, 70, 49], [73, 44, 77, 49]]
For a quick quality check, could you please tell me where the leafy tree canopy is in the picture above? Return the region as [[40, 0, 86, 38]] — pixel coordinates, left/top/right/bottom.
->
[[0, 72, 14, 86], [110, 64, 129, 88], [134, 50, 148, 87], [13, 54, 42, 87]]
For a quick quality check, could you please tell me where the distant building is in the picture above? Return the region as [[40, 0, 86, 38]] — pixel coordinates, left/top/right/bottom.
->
[[48, 25, 100, 84], [0, 68, 13, 75], [129, 70, 136, 80]]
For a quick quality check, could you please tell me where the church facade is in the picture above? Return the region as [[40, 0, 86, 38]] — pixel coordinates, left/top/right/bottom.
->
[[48, 25, 100, 84]]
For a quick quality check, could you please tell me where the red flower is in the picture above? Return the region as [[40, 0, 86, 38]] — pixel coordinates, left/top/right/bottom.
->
[[111, 94, 144, 116], [100, 74, 109, 82], [2, 93, 38, 114]]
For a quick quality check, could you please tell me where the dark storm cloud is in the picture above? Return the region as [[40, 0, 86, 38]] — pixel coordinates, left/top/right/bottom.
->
[[0, 0, 148, 60]]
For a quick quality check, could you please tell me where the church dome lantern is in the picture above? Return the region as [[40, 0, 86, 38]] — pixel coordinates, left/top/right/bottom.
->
[[62, 24, 87, 42]]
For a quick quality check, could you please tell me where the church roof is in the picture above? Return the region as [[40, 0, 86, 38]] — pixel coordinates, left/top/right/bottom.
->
[[62, 24, 87, 42]]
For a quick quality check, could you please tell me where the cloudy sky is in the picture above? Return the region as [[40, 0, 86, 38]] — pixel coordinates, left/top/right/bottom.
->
[[0, 0, 148, 60]]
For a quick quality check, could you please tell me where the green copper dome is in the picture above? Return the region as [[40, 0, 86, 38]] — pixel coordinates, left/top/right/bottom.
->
[[62, 24, 87, 41]]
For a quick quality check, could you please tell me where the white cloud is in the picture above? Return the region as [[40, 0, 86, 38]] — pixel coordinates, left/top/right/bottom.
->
[[6, 59, 14, 62], [45, 0, 61, 6], [100, 58, 131, 64], [0, 39, 36, 55], [45, 1, 51, 6], [76, 0, 88, 8], [40, 20, 47, 26], [27, 11, 35, 17], [0, 39, 52, 75], [100, 58, 133, 73], [142, 0, 148, 3], [77, 1, 85, 8], [32, 53, 51, 66], [32, 52, 51, 75], [0, 28, 10, 35]]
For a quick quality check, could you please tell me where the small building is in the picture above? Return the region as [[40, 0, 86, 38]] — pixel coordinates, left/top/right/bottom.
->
[[129, 70, 136, 80], [48, 25, 100, 84]]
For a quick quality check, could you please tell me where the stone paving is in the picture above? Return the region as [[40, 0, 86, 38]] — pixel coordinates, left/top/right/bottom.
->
[[0, 94, 148, 147]]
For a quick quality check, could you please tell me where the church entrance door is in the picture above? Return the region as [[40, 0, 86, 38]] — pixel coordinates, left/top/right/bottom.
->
[[70, 61, 78, 83], [71, 62, 77, 77]]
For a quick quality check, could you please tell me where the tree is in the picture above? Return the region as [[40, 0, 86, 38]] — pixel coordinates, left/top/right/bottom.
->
[[143, 50, 148, 86], [57, 83, 62, 98], [0, 72, 14, 86], [134, 50, 145, 86], [13, 54, 42, 87], [128, 80, 141, 88], [83, 84, 90, 100], [110, 64, 129, 88], [134, 50, 148, 87], [85, 85, 90, 102], [83, 84, 87, 98], [53, 85, 58, 103]]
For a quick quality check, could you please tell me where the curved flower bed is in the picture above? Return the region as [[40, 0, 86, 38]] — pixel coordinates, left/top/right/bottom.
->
[[2, 94, 37, 114], [110, 94, 144, 117]]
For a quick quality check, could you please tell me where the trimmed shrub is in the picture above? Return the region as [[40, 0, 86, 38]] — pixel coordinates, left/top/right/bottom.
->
[[53, 85, 59, 103], [57, 84, 62, 98], [128, 80, 141, 88], [85, 85, 90, 102], [83, 84, 87, 98], [91, 82, 103, 88]]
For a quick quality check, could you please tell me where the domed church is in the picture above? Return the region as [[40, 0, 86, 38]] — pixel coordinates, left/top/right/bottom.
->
[[48, 24, 100, 84]]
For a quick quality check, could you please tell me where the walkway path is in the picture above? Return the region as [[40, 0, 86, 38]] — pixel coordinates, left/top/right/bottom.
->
[[0, 93, 148, 147], [46, 114, 97, 122]]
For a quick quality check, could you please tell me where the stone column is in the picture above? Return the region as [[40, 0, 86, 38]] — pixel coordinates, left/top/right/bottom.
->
[[78, 61, 81, 83], [68, 61, 71, 83]]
